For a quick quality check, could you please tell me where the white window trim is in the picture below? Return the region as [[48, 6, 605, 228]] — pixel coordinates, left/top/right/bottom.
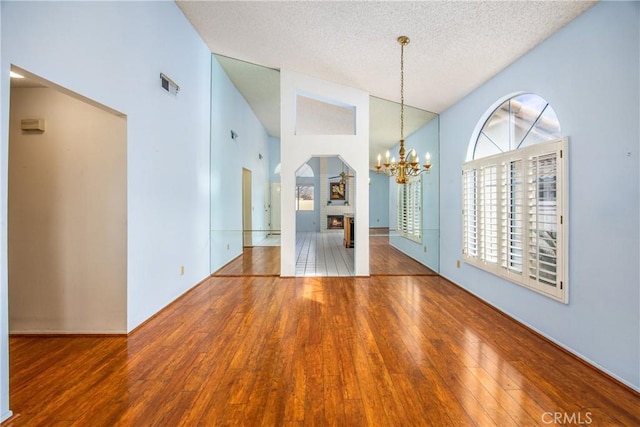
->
[[295, 184, 314, 211], [462, 138, 568, 303], [397, 176, 422, 243]]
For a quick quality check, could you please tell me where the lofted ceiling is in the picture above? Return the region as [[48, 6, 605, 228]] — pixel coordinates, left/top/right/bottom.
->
[[177, 1, 596, 167]]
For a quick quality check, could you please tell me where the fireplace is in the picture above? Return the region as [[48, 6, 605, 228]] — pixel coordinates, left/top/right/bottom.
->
[[327, 215, 344, 229]]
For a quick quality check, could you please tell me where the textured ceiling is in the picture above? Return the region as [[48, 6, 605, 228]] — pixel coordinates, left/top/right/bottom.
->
[[178, 0, 594, 111], [177, 0, 595, 166]]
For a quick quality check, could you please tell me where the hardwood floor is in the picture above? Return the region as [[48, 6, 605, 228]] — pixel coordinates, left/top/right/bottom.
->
[[5, 274, 639, 425], [214, 246, 281, 276], [214, 231, 435, 277], [369, 235, 436, 275]]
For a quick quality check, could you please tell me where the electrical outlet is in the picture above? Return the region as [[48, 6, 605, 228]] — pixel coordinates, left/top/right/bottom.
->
[[456, 260, 461, 268], [423, 245, 427, 252], [180, 266, 185, 276], [227, 244, 230, 250]]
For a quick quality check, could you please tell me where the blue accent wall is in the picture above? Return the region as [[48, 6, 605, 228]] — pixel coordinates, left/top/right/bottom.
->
[[439, 2, 639, 390], [369, 171, 389, 227], [326, 156, 350, 207], [269, 136, 281, 182], [296, 157, 320, 232], [388, 118, 440, 272], [1, 0, 216, 418], [210, 56, 271, 271]]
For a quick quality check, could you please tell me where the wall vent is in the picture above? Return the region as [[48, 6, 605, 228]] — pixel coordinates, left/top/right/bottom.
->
[[160, 73, 179, 96]]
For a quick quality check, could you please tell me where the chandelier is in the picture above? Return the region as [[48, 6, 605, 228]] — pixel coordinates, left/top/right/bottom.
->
[[376, 36, 431, 184]]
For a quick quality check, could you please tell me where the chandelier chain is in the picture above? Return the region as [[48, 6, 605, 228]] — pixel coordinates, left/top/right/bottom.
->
[[375, 35, 431, 183], [400, 40, 404, 141]]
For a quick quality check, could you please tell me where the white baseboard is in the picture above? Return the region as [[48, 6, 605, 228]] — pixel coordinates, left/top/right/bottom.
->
[[2, 410, 14, 423], [440, 272, 640, 393], [9, 329, 126, 335]]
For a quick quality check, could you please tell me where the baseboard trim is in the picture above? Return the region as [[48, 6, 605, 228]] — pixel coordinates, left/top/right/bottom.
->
[[371, 273, 438, 277], [0, 411, 16, 425], [213, 274, 279, 278], [388, 241, 438, 274], [127, 274, 212, 336], [211, 253, 244, 276], [438, 272, 640, 396], [9, 333, 126, 337]]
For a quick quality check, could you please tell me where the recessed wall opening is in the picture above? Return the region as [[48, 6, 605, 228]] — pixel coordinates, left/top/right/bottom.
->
[[295, 156, 355, 276], [295, 93, 356, 135], [8, 65, 127, 335]]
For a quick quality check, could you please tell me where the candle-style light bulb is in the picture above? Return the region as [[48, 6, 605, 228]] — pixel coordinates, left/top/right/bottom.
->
[[425, 152, 431, 165], [412, 149, 417, 161], [391, 156, 396, 164], [377, 153, 381, 167], [385, 150, 390, 161]]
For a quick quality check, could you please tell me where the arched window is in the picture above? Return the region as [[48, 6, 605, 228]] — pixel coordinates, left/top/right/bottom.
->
[[463, 93, 568, 303], [472, 93, 561, 159]]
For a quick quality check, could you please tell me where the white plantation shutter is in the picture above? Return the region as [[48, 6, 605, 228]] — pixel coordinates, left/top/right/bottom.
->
[[397, 185, 407, 235], [500, 158, 524, 278], [524, 145, 565, 300], [480, 165, 499, 265], [462, 138, 567, 303], [409, 179, 421, 239], [462, 169, 478, 258], [397, 177, 422, 242]]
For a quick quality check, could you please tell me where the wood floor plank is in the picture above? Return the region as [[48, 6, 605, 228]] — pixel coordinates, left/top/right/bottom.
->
[[214, 246, 281, 276], [466, 366, 540, 426], [506, 389, 561, 426], [323, 374, 346, 425], [5, 247, 640, 426], [349, 332, 393, 426], [369, 235, 437, 275], [219, 231, 437, 277]]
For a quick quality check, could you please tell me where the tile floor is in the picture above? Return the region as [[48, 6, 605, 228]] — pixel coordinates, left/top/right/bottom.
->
[[295, 231, 354, 276], [251, 231, 354, 276]]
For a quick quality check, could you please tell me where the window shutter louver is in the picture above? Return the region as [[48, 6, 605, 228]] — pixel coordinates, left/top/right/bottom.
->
[[480, 165, 499, 265], [462, 169, 478, 258], [526, 150, 560, 293], [462, 138, 567, 303], [500, 159, 524, 276], [397, 177, 422, 243]]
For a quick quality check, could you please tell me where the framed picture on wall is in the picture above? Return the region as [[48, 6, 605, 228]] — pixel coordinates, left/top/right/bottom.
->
[[330, 182, 345, 200]]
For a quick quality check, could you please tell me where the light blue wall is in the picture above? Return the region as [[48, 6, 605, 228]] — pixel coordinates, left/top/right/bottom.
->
[[269, 136, 281, 182], [369, 171, 389, 227], [389, 118, 440, 271], [296, 157, 320, 232], [326, 156, 351, 207], [1, 1, 212, 419], [0, 3, 5, 421], [439, 2, 639, 390], [210, 56, 271, 271]]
